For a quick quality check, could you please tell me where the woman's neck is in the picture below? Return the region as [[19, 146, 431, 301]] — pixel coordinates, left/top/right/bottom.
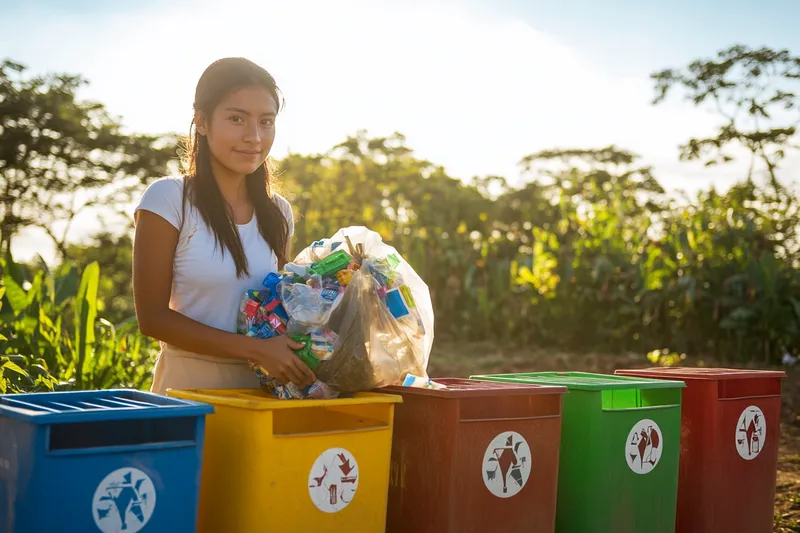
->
[[210, 157, 247, 206]]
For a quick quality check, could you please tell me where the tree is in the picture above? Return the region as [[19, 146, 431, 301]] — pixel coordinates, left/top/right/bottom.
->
[[519, 146, 665, 213], [651, 45, 800, 265], [650, 45, 800, 184], [0, 59, 178, 259]]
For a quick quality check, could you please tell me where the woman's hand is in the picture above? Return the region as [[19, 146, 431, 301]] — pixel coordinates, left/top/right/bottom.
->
[[248, 335, 316, 387]]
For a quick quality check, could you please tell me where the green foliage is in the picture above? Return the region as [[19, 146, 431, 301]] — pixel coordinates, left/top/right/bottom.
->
[[66, 233, 135, 324], [267, 132, 800, 365], [0, 253, 157, 393]]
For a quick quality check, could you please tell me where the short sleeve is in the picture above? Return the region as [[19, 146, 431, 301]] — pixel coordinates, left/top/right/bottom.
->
[[274, 193, 294, 238], [135, 177, 185, 230]]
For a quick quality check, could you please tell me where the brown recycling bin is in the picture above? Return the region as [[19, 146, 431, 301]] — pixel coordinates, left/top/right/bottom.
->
[[381, 378, 567, 533]]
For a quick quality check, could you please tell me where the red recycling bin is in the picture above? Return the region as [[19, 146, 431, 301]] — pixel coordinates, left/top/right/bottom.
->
[[615, 367, 785, 533]]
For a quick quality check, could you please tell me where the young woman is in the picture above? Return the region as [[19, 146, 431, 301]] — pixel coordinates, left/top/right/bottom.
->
[[132, 57, 315, 394]]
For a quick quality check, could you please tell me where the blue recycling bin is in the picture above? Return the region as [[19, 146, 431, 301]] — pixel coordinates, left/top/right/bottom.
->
[[0, 389, 213, 533]]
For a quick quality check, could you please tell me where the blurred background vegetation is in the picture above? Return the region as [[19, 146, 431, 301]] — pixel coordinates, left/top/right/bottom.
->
[[1, 44, 799, 393]]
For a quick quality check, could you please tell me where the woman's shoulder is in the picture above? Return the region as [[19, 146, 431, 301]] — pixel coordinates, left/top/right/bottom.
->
[[135, 176, 188, 229], [137, 176, 187, 209], [143, 176, 187, 197]]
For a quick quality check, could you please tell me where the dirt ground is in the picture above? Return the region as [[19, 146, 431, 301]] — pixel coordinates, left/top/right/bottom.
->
[[427, 341, 800, 532]]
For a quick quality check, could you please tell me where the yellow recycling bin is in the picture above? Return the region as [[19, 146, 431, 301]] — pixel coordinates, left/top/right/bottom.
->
[[167, 388, 402, 533]]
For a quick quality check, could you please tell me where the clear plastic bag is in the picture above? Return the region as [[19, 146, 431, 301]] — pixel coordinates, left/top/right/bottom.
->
[[282, 226, 434, 392]]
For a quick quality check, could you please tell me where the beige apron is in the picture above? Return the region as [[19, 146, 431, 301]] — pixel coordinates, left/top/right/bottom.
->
[[150, 344, 261, 395]]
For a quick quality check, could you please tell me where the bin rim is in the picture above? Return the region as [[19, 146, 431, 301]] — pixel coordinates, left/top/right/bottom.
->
[[381, 377, 567, 397], [470, 371, 686, 391], [0, 388, 214, 424], [615, 367, 787, 381], [167, 388, 403, 409]]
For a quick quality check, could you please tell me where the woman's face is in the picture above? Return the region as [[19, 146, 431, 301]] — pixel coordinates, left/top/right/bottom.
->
[[199, 84, 278, 178]]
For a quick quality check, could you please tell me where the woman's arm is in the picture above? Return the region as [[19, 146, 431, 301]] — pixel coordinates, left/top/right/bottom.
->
[[132, 210, 314, 386]]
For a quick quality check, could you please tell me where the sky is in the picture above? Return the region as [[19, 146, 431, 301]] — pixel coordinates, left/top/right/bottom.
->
[[2, 0, 799, 263]]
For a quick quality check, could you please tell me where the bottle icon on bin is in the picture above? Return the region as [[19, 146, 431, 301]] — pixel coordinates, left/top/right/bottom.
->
[[736, 405, 766, 460], [309, 448, 360, 513]]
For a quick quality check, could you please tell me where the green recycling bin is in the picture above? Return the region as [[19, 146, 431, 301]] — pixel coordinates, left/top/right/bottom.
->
[[470, 372, 684, 533]]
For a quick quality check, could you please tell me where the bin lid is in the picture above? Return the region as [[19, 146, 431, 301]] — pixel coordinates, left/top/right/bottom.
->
[[615, 367, 787, 381], [381, 378, 568, 398], [0, 389, 213, 424], [168, 388, 403, 410], [470, 371, 685, 391]]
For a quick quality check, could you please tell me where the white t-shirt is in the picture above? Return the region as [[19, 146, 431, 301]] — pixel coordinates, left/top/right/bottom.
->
[[134, 176, 294, 345]]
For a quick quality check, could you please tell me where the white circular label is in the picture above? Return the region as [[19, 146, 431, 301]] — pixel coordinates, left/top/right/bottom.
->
[[736, 405, 766, 460], [308, 448, 359, 513], [92, 467, 156, 533], [626, 419, 663, 475], [482, 431, 531, 498]]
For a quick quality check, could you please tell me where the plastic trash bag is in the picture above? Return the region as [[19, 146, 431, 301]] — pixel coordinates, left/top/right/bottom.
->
[[242, 226, 435, 397]]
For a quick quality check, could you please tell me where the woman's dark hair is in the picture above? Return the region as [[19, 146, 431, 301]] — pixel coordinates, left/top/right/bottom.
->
[[182, 57, 289, 277]]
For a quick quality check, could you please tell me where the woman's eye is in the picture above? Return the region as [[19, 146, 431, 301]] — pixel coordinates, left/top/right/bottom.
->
[[230, 115, 244, 123], [261, 118, 275, 126]]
